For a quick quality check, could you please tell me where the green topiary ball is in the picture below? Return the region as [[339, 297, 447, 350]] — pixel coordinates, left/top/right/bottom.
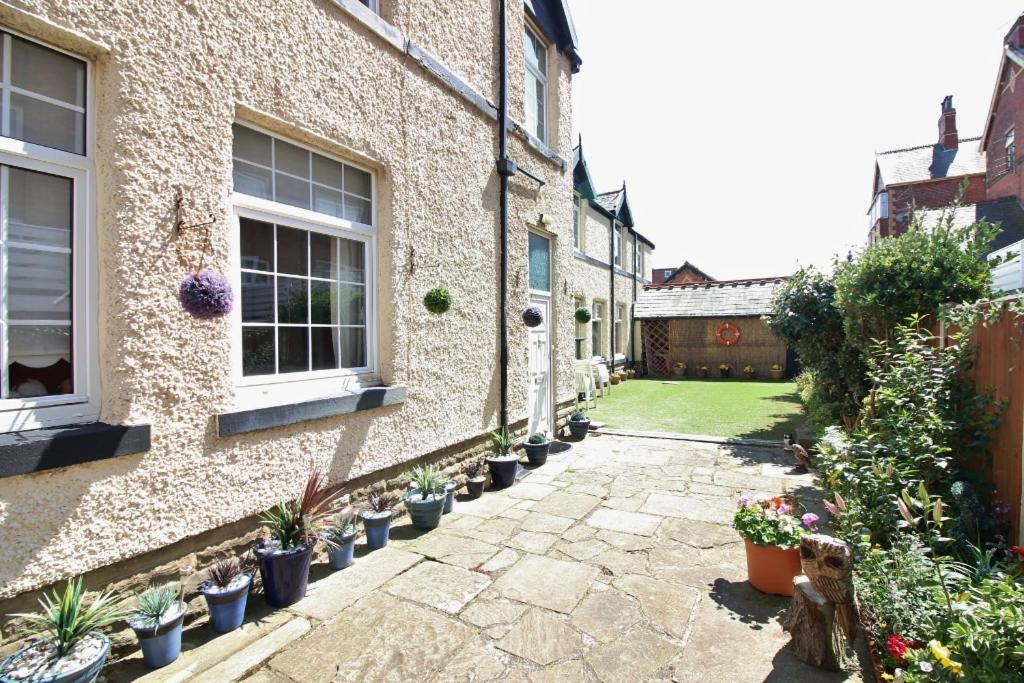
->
[[423, 287, 453, 314], [574, 307, 592, 324]]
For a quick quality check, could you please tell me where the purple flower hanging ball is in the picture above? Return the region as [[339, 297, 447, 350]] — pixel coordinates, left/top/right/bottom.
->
[[179, 269, 233, 319], [522, 306, 543, 328]]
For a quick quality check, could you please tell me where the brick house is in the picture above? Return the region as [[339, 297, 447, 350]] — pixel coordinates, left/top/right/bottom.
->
[[651, 262, 715, 286], [982, 14, 1024, 205], [867, 96, 987, 241]]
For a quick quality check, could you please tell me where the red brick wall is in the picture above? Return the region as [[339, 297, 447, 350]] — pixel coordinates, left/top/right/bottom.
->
[[666, 269, 711, 285], [887, 175, 987, 235], [986, 61, 1024, 202]]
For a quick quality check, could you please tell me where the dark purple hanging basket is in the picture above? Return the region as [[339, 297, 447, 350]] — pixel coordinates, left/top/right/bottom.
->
[[180, 269, 233, 319], [522, 306, 543, 328]]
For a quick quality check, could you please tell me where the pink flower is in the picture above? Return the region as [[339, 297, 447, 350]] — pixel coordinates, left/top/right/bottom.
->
[[736, 496, 752, 508], [777, 503, 791, 515], [802, 513, 819, 529]]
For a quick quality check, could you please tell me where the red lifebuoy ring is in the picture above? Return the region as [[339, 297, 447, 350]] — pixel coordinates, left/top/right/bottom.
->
[[716, 322, 740, 346]]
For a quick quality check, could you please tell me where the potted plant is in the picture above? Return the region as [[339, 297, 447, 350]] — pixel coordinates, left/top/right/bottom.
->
[[442, 478, 458, 514], [522, 432, 551, 466], [359, 492, 398, 550], [464, 461, 486, 499], [609, 372, 620, 385], [255, 468, 343, 608], [403, 465, 449, 531], [568, 409, 591, 439], [673, 361, 686, 377], [718, 362, 732, 378], [743, 364, 755, 379], [322, 512, 359, 570], [1, 577, 124, 683], [696, 365, 709, 378], [628, 369, 636, 379], [485, 427, 519, 489], [733, 495, 814, 597], [200, 558, 251, 634], [129, 584, 186, 669], [769, 362, 784, 380]]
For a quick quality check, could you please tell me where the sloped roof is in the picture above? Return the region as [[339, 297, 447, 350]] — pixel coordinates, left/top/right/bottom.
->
[[876, 137, 986, 186], [635, 277, 786, 320], [915, 197, 1024, 253], [595, 185, 635, 228], [572, 141, 598, 200], [665, 261, 715, 283], [595, 189, 622, 215]]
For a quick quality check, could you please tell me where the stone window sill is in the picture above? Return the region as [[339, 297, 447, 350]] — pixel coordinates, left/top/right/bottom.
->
[[216, 385, 407, 437], [0, 422, 152, 479]]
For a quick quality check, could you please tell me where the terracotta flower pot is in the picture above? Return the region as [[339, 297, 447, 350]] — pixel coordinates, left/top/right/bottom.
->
[[610, 375, 620, 385], [743, 539, 801, 597], [770, 369, 784, 381]]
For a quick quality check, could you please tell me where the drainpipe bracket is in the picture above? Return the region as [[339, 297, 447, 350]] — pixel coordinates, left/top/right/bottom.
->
[[497, 158, 518, 177]]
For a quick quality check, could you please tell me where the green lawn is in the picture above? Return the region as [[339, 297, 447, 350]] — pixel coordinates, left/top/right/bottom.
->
[[586, 378, 805, 440]]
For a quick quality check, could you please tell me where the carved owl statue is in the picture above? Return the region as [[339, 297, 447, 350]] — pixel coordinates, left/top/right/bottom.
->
[[800, 534, 857, 645]]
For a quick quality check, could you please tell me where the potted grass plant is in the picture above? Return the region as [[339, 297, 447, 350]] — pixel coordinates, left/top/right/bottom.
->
[[200, 558, 251, 634], [1, 577, 124, 683], [359, 491, 398, 550], [403, 465, 449, 531], [322, 511, 359, 570], [485, 427, 519, 489], [769, 362, 784, 380], [733, 495, 814, 597], [743, 364, 755, 379], [719, 362, 732, 378], [255, 468, 343, 608], [567, 409, 590, 439], [696, 364, 709, 378], [129, 584, 186, 669], [522, 432, 551, 466], [464, 461, 486, 499]]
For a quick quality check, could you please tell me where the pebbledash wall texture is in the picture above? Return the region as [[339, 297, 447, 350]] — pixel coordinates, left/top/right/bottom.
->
[[0, 0, 580, 610]]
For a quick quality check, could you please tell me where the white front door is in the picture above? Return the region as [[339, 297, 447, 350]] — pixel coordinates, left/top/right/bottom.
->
[[527, 294, 552, 437]]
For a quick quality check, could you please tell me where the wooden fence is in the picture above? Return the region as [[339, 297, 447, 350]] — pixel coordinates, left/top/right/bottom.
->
[[940, 299, 1024, 544]]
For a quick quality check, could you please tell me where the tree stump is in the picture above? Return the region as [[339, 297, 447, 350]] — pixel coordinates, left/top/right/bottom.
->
[[782, 575, 842, 671]]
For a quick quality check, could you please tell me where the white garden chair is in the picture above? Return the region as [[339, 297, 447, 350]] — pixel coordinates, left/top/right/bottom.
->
[[574, 360, 596, 409]]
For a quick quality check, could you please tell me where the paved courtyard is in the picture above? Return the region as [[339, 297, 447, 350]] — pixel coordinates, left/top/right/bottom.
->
[[114, 433, 865, 682]]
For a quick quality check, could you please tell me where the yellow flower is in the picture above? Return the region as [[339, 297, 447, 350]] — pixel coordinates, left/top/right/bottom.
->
[[881, 675, 893, 681], [928, 640, 963, 676]]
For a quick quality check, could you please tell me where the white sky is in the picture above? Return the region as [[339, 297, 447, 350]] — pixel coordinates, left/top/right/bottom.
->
[[570, 1, 1023, 280]]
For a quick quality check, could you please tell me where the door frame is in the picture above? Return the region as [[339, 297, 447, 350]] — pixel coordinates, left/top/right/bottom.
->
[[527, 229, 554, 437]]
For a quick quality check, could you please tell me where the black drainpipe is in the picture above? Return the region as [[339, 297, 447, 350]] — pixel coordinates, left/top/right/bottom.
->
[[496, 0, 510, 430], [609, 216, 616, 380], [631, 232, 638, 363]]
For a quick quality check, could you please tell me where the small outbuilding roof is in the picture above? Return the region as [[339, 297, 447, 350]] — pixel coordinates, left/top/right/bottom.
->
[[635, 277, 786, 320], [875, 137, 985, 187]]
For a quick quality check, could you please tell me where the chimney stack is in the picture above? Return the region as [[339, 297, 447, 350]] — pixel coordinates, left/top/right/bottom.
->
[[938, 95, 958, 150]]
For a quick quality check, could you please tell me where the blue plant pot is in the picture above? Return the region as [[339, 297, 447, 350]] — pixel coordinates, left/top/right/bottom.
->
[[0, 633, 110, 683], [522, 441, 551, 466], [132, 609, 185, 669], [201, 575, 250, 634], [327, 533, 357, 569], [443, 482, 457, 514], [568, 418, 590, 439], [404, 490, 446, 530], [486, 456, 519, 489], [360, 510, 393, 550], [255, 542, 315, 608]]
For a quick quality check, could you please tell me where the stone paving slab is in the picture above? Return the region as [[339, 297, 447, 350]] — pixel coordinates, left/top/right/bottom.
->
[[383, 560, 490, 614], [586, 508, 663, 536], [491, 554, 598, 613]]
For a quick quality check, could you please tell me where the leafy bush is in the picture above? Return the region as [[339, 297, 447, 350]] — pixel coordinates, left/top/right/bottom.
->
[[732, 496, 810, 549], [527, 433, 546, 444], [423, 287, 453, 314]]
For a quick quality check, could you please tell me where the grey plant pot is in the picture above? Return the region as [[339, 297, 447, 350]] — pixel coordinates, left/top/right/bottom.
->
[[486, 455, 519, 488], [522, 441, 551, 466], [568, 418, 591, 439], [404, 490, 446, 530]]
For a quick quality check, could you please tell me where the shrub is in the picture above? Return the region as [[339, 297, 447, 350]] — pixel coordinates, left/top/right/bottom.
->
[[574, 307, 592, 324], [527, 433, 546, 444], [732, 495, 809, 549], [423, 287, 453, 314]]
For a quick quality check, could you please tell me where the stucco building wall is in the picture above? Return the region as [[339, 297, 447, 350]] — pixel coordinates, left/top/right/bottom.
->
[[0, 0, 576, 600]]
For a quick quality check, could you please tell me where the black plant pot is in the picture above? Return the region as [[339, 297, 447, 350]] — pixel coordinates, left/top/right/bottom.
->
[[568, 418, 591, 439], [255, 542, 315, 608], [522, 441, 551, 466], [486, 455, 519, 489], [466, 476, 486, 499], [404, 491, 446, 530]]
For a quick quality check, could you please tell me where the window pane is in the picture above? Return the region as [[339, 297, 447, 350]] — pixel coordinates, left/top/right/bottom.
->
[[310, 281, 337, 324], [524, 29, 545, 73], [339, 239, 365, 282], [339, 283, 365, 325], [233, 161, 272, 199], [344, 166, 371, 198], [241, 272, 273, 323], [11, 37, 85, 106], [7, 167, 72, 248], [242, 327, 275, 376], [310, 232, 338, 279], [311, 327, 339, 371], [7, 325, 72, 396], [232, 125, 272, 166], [278, 327, 309, 373], [9, 93, 85, 154], [6, 247, 71, 320], [277, 276, 308, 324], [239, 218, 273, 271], [274, 173, 310, 210], [276, 226, 308, 275], [312, 186, 344, 219], [312, 155, 344, 190], [343, 194, 371, 224], [339, 326, 366, 368], [528, 232, 550, 292], [274, 140, 309, 178]]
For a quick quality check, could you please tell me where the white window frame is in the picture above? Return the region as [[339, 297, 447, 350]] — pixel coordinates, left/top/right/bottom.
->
[[524, 23, 548, 144], [230, 127, 378, 410], [591, 299, 605, 359], [0, 30, 97, 432], [663, 269, 672, 278], [572, 194, 581, 250], [615, 303, 627, 351], [613, 224, 621, 266], [359, 0, 380, 12], [1006, 128, 1016, 173]]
